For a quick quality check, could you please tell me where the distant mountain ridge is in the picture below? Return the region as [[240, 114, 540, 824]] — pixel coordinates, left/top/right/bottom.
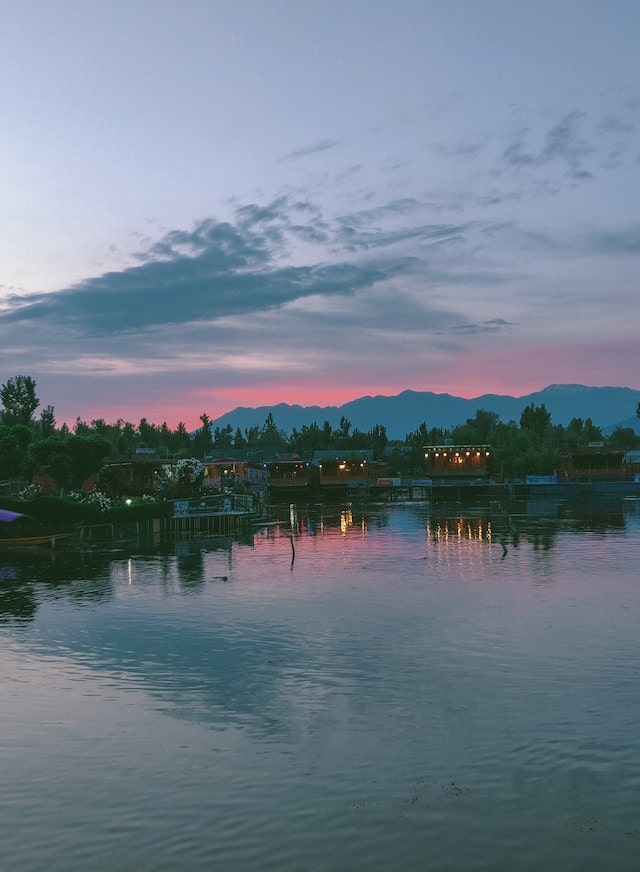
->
[[210, 384, 640, 441]]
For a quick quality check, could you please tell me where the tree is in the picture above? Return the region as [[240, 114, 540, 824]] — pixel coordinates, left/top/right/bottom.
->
[[336, 416, 352, 445], [193, 413, 213, 457], [39, 405, 56, 438], [288, 422, 322, 453], [29, 433, 111, 491], [405, 422, 430, 448], [244, 425, 260, 447], [28, 436, 72, 491], [322, 420, 332, 448], [0, 425, 33, 481], [213, 424, 233, 449], [67, 434, 112, 488], [519, 403, 552, 450], [232, 427, 246, 449], [607, 427, 638, 450], [259, 413, 286, 449], [0, 374, 39, 426], [369, 423, 388, 455], [453, 409, 500, 444]]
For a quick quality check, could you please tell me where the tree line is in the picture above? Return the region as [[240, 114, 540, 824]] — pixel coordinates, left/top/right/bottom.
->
[[1, 374, 639, 490]]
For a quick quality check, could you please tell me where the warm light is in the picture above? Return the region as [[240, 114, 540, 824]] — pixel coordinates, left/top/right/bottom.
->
[[125, 498, 132, 506]]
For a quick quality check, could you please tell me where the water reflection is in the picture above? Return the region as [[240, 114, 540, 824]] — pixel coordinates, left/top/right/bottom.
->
[[2, 495, 640, 871], [285, 502, 369, 537], [1, 494, 635, 628], [0, 549, 115, 625]]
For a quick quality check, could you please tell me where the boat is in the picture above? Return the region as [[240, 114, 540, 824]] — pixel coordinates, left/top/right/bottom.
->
[[0, 509, 74, 548]]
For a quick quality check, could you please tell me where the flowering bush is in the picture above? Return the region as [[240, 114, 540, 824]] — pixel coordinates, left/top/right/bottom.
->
[[17, 483, 42, 501], [174, 458, 205, 486], [83, 489, 112, 513], [67, 490, 83, 502], [141, 493, 156, 502]]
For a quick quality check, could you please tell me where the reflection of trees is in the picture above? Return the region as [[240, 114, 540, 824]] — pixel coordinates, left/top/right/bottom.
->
[[0, 581, 37, 625], [0, 550, 115, 624], [173, 538, 234, 588], [175, 540, 205, 588]]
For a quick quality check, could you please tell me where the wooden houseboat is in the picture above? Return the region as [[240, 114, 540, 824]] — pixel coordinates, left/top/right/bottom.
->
[[423, 444, 492, 481], [266, 460, 319, 498], [313, 450, 388, 496]]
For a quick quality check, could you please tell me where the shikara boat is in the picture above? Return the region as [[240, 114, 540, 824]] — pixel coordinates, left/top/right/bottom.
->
[[0, 509, 73, 548]]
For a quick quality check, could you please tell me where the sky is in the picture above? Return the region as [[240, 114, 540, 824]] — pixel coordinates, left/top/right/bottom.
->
[[1, 0, 639, 429]]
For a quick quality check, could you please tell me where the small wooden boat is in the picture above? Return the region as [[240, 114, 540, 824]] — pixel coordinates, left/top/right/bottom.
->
[[0, 508, 73, 548], [0, 532, 74, 548]]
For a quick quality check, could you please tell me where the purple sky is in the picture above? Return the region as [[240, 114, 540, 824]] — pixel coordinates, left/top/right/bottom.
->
[[1, 0, 639, 428]]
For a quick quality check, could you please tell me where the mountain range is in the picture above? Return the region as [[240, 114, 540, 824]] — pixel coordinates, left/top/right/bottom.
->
[[210, 384, 640, 441]]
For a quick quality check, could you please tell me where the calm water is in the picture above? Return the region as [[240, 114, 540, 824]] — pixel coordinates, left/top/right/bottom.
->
[[1, 496, 639, 871]]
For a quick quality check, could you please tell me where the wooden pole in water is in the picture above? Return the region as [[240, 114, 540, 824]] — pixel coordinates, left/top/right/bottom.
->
[[283, 531, 295, 567]]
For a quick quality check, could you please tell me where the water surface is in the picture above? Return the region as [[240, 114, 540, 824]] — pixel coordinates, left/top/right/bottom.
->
[[1, 496, 639, 870]]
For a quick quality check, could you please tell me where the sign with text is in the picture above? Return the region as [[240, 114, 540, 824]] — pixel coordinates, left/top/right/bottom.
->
[[173, 497, 226, 518]]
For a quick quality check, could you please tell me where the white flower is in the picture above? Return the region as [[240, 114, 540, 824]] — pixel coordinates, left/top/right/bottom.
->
[[175, 458, 205, 485], [84, 489, 112, 512], [18, 483, 42, 501]]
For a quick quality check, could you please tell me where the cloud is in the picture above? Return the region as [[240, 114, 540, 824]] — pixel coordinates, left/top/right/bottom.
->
[[451, 318, 513, 335], [2, 183, 638, 429], [431, 140, 483, 160], [279, 139, 340, 161], [0, 199, 391, 337], [2, 193, 506, 349], [577, 228, 640, 256], [598, 113, 634, 135], [501, 111, 594, 179]]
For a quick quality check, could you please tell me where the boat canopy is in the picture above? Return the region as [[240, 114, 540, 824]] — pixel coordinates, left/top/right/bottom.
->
[[0, 509, 28, 524]]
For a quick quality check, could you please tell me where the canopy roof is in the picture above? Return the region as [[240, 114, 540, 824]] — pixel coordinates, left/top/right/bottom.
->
[[0, 509, 27, 524]]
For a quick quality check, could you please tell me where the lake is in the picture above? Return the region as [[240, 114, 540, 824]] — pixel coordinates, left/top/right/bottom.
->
[[1, 495, 639, 871]]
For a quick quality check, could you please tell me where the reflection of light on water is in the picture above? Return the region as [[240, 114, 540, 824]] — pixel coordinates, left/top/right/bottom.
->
[[340, 509, 353, 535], [430, 517, 493, 544], [128, 558, 132, 585], [427, 516, 497, 570]]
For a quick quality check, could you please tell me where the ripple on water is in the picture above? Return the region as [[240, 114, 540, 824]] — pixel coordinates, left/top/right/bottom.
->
[[1, 500, 639, 870]]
